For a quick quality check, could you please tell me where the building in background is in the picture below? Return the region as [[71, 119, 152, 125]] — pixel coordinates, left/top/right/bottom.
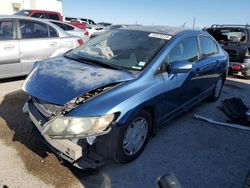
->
[[0, 0, 62, 15]]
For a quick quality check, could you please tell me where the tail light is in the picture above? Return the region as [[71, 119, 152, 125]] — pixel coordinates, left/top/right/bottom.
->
[[245, 48, 250, 58], [77, 39, 83, 46], [232, 65, 242, 70], [84, 31, 89, 36]]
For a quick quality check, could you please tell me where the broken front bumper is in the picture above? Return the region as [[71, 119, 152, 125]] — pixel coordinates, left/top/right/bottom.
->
[[28, 100, 83, 162], [27, 100, 104, 169]]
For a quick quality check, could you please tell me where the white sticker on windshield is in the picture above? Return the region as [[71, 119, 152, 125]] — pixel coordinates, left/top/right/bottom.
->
[[148, 33, 172, 40], [139, 61, 146, 66], [132, 66, 142, 70]]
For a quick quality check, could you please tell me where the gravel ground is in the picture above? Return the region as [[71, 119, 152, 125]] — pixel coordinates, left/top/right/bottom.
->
[[0, 76, 249, 188]]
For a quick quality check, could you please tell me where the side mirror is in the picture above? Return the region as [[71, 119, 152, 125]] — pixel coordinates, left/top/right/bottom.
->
[[169, 61, 192, 74]]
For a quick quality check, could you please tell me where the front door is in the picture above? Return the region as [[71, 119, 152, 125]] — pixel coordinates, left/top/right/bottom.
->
[[160, 36, 202, 122]]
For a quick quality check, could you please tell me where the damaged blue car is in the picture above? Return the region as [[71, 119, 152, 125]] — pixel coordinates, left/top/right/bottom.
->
[[23, 26, 229, 169]]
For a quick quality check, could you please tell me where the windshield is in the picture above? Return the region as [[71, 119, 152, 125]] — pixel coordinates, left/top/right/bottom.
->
[[68, 29, 169, 71], [14, 10, 30, 16]]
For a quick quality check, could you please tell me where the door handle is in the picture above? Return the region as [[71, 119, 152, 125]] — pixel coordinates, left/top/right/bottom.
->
[[49, 42, 58, 46], [195, 68, 202, 76], [196, 68, 202, 73], [3, 45, 15, 50]]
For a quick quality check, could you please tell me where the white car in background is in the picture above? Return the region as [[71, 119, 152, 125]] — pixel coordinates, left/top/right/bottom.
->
[[85, 23, 104, 37], [47, 20, 90, 43], [0, 15, 82, 79], [63, 16, 105, 37]]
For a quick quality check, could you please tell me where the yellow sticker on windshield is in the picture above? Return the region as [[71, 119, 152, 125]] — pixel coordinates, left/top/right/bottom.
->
[[148, 33, 172, 40]]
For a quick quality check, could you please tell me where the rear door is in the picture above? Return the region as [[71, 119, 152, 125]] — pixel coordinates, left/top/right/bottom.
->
[[18, 19, 60, 74], [0, 19, 21, 78], [196, 35, 222, 93]]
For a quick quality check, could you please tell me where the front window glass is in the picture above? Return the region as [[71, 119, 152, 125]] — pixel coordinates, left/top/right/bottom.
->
[[168, 37, 199, 64], [0, 21, 14, 40], [68, 30, 169, 71]]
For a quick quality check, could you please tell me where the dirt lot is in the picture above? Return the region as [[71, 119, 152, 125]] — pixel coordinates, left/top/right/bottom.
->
[[0, 76, 249, 188]]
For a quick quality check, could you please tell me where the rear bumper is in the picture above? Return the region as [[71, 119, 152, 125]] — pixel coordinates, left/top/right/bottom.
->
[[27, 100, 105, 169], [229, 60, 250, 77]]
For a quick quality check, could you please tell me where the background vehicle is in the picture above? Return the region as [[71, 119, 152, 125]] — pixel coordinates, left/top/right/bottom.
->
[[63, 16, 104, 36], [0, 15, 82, 79], [14, 9, 86, 30], [97, 22, 112, 27], [91, 24, 140, 38], [204, 24, 250, 79], [47, 19, 89, 42], [85, 23, 104, 37], [79, 18, 96, 25], [23, 26, 228, 169]]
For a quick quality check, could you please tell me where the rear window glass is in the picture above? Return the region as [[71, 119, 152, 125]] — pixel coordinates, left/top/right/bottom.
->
[[31, 12, 45, 19], [64, 24, 74, 31], [14, 10, 30, 16], [200, 36, 218, 57], [20, 20, 49, 39], [0, 21, 14, 40], [65, 17, 77, 22], [208, 29, 247, 43], [49, 26, 58, 37], [51, 21, 65, 30], [47, 13, 60, 21]]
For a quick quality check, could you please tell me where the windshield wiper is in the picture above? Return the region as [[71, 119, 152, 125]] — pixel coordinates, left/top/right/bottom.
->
[[64, 54, 97, 66], [64, 53, 126, 71]]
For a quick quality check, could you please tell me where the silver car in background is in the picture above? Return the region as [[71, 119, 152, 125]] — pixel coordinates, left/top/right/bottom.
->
[[0, 15, 82, 79], [46, 19, 90, 43]]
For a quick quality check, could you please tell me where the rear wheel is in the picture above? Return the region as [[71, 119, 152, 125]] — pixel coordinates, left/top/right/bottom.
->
[[209, 76, 225, 101]]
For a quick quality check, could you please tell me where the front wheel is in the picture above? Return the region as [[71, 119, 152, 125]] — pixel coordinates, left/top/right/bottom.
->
[[96, 110, 152, 163]]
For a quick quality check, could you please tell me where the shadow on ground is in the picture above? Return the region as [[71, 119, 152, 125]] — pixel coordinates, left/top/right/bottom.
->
[[0, 76, 26, 84], [0, 77, 249, 188], [0, 90, 85, 187]]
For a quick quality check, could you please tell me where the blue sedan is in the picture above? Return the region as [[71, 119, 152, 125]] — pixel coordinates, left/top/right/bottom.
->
[[23, 26, 229, 169]]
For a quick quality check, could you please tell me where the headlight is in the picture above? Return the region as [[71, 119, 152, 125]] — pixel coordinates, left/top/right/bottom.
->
[[42, 114, 115, 138]]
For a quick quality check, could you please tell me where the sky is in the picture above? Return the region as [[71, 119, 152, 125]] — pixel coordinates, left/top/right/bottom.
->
[[63, 0, 250, 28]]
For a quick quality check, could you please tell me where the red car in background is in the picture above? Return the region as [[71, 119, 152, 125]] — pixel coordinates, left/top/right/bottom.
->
[[14, 9, 86, 30]]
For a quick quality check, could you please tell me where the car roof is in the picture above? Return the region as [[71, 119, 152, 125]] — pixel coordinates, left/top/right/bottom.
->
[[16, 9, 60, 14], [119, 25, 192, 36], [206, 24, 250, 30], [0, 15, 71, 37]]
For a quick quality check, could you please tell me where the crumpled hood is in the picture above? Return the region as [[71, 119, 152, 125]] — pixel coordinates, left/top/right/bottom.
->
[[23, 56, 136, 105]]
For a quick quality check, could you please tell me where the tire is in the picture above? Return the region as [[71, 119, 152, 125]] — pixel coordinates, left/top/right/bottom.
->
[[209, 76, 225, 102], [95, 110, 152, 163]]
